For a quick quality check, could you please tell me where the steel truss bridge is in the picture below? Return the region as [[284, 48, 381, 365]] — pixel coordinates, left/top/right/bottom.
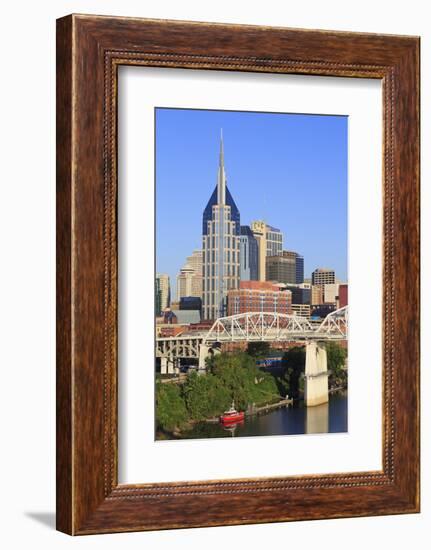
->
[[156, 307, 348, 361]]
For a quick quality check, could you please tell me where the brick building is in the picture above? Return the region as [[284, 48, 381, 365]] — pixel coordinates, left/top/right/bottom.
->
[[338, 283, 348, 308], [227, 280, 292, 316]]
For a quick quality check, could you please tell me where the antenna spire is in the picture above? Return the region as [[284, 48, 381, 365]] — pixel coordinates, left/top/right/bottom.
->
[[217, 129, 226, 205]]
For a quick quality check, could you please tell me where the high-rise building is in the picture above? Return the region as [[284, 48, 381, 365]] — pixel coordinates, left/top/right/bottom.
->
[[250, 220, 284, 281], [250, 220, 266, 281], [227, 281, 292, 316], [278, 249, 304, 284], [186, 249, 203, 297], [155, 277, 162, 316], [176, 250, 203, 301], [202, 133, 241, 320], [156, 273, 170, 311], [312, 268, 336, 286], [266, 225, 283, 256], [311, 285, 323, 305], [176, 264, 195, 300], [284, 284, 311, 305], [266, 252, 297, 285], [239, 226, 258, 281], [323, 283, 339, 304], [295, 254, 304, 284]]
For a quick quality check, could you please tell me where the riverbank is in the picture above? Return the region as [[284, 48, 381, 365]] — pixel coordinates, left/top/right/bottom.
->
[[156, 348, 348, 439], [160, 392, 348, 440], [246, 397, 294, 416], [156, 351, 285, 436], [203, 397, 294, 425], [157, 390, 347, 438]]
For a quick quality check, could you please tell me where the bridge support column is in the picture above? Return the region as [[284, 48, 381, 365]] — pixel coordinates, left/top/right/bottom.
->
[[160, 357, 168, 375], [198, 344, 210, 370], [167, 359, 175, 375], [173, 359, 180, 375], [160, 357, 175, 375], [304, 341, 329, 407]]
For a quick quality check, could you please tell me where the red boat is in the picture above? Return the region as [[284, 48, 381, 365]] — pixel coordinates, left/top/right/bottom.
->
[[220, 401, 245, 425]]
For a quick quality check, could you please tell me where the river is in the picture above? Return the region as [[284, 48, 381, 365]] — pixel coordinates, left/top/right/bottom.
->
[[179, 391, 348, 439]]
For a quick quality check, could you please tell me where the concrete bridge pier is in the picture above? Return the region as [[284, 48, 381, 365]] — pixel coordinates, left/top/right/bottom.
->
[[173, 359, 180, 375], [160, 357, 175, 375], [160, 357, 167, 375], [304, 341, 329, 407], [198, 344, 221, 370], [198, 344, 210, 370]]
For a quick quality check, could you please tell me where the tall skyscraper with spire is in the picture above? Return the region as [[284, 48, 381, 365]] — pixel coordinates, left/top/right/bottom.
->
[[202, 132, 241, 320]]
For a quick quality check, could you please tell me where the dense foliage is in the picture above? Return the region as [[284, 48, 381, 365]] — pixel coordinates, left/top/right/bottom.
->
[[280, 346, 306, 397], [155, 382, 188, 432], [182, 370, 231, 421], [246, 341, 271, 358], [325, 342, 348, 388], [155, 344, 348, 434], [209, 352, 280, 411], [156, 351, 280, 433]]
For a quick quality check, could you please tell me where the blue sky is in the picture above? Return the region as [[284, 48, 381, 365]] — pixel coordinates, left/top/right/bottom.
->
[[155, 108, 347, 296]]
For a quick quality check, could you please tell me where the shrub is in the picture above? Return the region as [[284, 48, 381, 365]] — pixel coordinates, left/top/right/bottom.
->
[[281, 346, 305, 396], [155, 382, 188, 432], [210, 352, 280, 410], [325, 342, 348, 387], [247, 341, 271, 358], [182, 371, 231, 420]]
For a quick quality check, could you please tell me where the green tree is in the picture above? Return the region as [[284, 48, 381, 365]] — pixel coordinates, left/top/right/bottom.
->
[[247, 341, 271, 358], [182, 370, 231, 420], [210, 352, 280, 410], [281, 346, 306, 397], [155, 382, 188, 432], [325, 342, 348, 387]]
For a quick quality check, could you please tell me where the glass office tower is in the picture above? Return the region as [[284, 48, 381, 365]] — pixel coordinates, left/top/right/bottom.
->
[[202, 133, 241, 320], [239, 226, 259, 281]]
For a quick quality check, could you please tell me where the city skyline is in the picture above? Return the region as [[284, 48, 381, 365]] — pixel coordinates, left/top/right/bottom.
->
[[156, 107, 348, 300]]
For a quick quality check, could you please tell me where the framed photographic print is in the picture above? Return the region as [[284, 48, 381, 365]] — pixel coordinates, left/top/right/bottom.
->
[[56, 14, 420, 534], [152, 107, 348, 443]]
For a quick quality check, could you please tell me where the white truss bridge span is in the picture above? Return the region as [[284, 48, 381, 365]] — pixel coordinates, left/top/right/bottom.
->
[[157, 307, 348, 406], [203, 307, 348, 343], [156, 307, 348, 362]]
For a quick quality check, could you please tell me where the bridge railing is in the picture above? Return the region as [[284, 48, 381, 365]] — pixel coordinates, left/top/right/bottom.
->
[[315, 306, 348, 337], [156, 307, 348, 350], [203, 312, 317, 343]]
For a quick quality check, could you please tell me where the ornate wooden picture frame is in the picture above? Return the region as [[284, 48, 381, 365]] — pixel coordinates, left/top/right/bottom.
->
[[56, 14, 420, 535]]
